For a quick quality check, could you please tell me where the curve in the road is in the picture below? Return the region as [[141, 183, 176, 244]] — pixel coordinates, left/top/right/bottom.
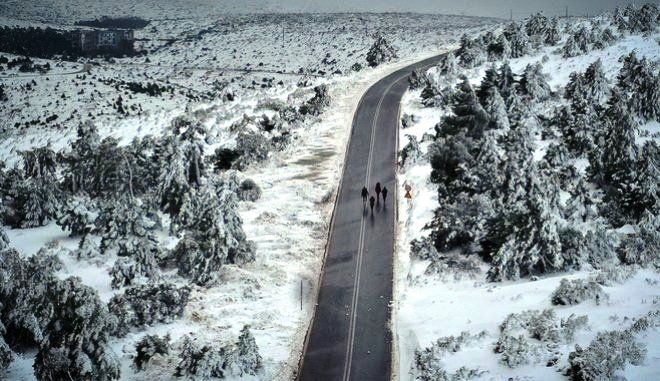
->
[[297, 53, 447, 381]]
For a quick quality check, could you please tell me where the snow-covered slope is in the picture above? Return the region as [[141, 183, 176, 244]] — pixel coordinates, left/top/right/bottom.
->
[[395, 8, 659, 381]]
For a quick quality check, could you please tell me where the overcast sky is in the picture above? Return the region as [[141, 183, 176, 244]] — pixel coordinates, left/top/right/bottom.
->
[[260, 0, 643, 18]]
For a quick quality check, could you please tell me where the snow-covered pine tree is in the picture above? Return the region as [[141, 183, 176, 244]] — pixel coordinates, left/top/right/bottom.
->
[[420, 83, 453, 108], [60, 121, 101, 194], [476, 65, 499, 105], [110, 236, 160, 289], [564, 178, 599, 223], [97, 199, 160, 254], [598, 90, 639, 186], [497, 62, 516, 101], [108, 283, 190, 337], [487, 33, 512, 61], [436, 52, 459, 77], [544, 17, 561, 46], [134, 334, 170, 371], [525, 13, 549, 46], [33, 277, 120, 381], [456, 34, 486, 68], [482, 87, 510, 131], [618, 211, 660, 268], [564, 72, 585, 102], [174, 181, 256, 285], [631, 141, 659, 217], [583, 59, 610, 104], [10, 176, 61, 228], [366, 33, 398, 67], [625, 3, 660, 33], [616, 51, 659, 121], [409, 69, 430, 90], [156, 136, 190, 219], [503, 22, 529, 58], [440, 77, 490, 139], [518, 63, 551, 101], [231, 326, 262, 376], [486, 168, 564, 281], [56, 196, 95, 237]]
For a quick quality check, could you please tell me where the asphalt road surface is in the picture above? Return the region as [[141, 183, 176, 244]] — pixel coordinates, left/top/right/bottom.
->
[[298, 53, 448, 381]]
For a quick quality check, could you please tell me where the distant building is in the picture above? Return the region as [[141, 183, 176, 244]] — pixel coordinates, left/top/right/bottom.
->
[[72, 29, 134, 53]]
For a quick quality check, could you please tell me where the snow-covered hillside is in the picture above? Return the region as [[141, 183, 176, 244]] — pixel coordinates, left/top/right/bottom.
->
[[395, 4, 659, 381], [0, 6, 498, 381]]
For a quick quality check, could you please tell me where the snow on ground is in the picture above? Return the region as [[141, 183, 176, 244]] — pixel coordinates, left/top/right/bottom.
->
[[1, 7, 496, 378], [394, 26, 660, 381]]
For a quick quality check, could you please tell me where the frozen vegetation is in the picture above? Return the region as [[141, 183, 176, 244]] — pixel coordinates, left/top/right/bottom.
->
[[396, 4, 660, 381], [0, 1, 499, 380]]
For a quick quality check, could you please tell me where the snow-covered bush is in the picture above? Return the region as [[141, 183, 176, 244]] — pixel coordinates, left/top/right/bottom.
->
[[551, 278, 608, 306], [175, 326, 262, 378], [33, 277, 120, 381], [134, 334, 170, 371], [366, 33, 398, 67], [401, 113, 419, 129], [415, 331, 486, 381], [233, 131, 270, 170], [108, 283, 190, 337], [237, 178, 261, 202], [299, 84, 330, 117], [496, 309, 589, 368], [399, 135, 421, 168], [567, 330, 646, 381]]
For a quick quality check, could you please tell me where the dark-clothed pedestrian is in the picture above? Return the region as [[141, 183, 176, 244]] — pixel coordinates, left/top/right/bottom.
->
[[369, 196, 375, 213], [361, 186, 369, 206], [382, 186, 388, 203], [375, 182, 382, 202]]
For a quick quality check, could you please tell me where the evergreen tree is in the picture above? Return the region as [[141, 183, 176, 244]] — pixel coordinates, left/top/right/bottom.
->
[[409, 69, 430, 90], [617, 52, 659, 121], [56, 196, 95, 237], [544, 17, 561, 46], [440, 78, 490, 139], [156, 137, 190, 219], [476, 65, 499, 105], [60, 122, 101, 194], [487, 33, 511, 61], [497, 62, 516, 101], [518, 63, 550, 101], [599, 90, 639, 185], [457, 34, 486, 68], [366, 33, 398, 67], [482, 87, 510, 131], [631, 141, 659, 217], [437, 52, 459, 77], [503, 22, 529, 58], [134, 334, 170, 371], [33, 277, 120, 381], [486, 166, 564, 281], [564, 179, 598, 223], [583, 59, 610, 104], [232, 326, 262, 376], [174, 182, 256, 286]]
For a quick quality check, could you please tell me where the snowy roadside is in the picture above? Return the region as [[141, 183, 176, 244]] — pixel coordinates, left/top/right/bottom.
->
[[2, 46, 454, 381], [394, 22, 660, 381]]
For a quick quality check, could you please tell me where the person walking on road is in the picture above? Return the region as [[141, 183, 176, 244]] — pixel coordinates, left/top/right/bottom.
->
[[382, 186, 388, 203], [375, 182, 382, 202], [361, 186, 369, 207], [369, 196, 375, 213]]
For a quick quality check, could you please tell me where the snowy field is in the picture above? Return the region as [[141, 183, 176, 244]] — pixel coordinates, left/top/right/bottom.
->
[[395, 8, 660, 381], [0, 5, 498, 381]]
